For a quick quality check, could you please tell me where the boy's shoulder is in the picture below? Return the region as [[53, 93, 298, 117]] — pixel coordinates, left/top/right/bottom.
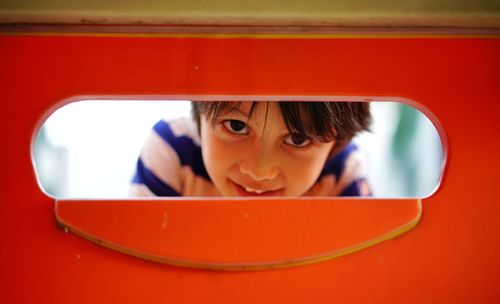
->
[[321, 143, 362, 178], [129, 117, 211, 197], [153, 117, 201, 147], [309, 142, 370, 196]]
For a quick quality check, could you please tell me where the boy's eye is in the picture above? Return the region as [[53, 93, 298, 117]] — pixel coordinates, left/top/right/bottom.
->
[[284, 133, 311, 148], [223, 120, 249, 135]]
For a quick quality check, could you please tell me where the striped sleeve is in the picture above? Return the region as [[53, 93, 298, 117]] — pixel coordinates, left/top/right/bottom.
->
[[129, 118, 219, 197], [129, 120, 184, 196], [307, 143, 372, 197]]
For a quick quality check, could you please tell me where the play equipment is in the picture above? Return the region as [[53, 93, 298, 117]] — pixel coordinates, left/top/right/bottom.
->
[[1, 1, 499, 302]]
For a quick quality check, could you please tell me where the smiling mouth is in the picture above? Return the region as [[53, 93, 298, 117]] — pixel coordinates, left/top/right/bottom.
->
[[230, 180, 283, 197]]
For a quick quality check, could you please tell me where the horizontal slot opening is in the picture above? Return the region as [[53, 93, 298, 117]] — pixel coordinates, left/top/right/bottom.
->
[[33, 99, 444, 199]]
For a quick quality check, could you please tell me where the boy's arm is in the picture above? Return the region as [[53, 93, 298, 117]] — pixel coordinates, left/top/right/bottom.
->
[[338, 177, 372, 196], [336, 148, 372, 196], [306, 143, 372, 197], [128, 120, 183, 197]]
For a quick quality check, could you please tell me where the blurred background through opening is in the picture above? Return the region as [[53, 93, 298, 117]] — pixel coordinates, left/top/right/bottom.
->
[[34, 100, 443, 198]]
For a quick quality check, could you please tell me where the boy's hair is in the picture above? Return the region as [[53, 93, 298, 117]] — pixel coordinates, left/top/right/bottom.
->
[[191, 101, 371, 154]]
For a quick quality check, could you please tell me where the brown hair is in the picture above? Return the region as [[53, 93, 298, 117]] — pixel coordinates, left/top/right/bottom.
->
[[191, 101, 371, 153]]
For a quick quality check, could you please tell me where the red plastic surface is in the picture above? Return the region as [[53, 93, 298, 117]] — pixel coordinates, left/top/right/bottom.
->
[[1, 34, 499, 303], [56, 199, 420, 269]]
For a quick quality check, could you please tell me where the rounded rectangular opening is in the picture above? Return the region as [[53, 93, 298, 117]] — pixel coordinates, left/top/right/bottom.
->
[[33, 98, 445, 199]]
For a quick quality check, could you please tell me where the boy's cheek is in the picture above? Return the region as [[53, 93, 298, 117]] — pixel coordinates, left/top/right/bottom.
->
[[203, 134, 242, 171], [210, 136, 240, 157], [283, 156, 328, 193], [288, 163, 318, 187]]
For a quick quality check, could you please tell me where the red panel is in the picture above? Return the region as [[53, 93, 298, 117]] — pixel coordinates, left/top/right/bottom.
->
[[0, 35, 499, 303], [56, 199, 420, 269]]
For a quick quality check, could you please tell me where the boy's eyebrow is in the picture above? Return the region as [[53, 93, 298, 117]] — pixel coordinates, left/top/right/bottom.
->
[[220, 105, 251, 117], [220, 103, 289, 134]]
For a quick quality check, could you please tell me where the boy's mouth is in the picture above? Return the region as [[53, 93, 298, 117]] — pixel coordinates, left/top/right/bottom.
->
[[230, 180, 283, 197]]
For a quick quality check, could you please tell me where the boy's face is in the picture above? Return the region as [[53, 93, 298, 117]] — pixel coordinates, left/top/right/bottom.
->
[[200, 102, 335, 197]]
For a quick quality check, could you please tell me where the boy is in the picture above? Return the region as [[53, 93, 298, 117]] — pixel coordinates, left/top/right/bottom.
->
[[129, 101, 371, 197]]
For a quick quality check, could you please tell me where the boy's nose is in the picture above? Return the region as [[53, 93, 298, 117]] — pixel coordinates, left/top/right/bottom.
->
[[239, 147, 279, 181]]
